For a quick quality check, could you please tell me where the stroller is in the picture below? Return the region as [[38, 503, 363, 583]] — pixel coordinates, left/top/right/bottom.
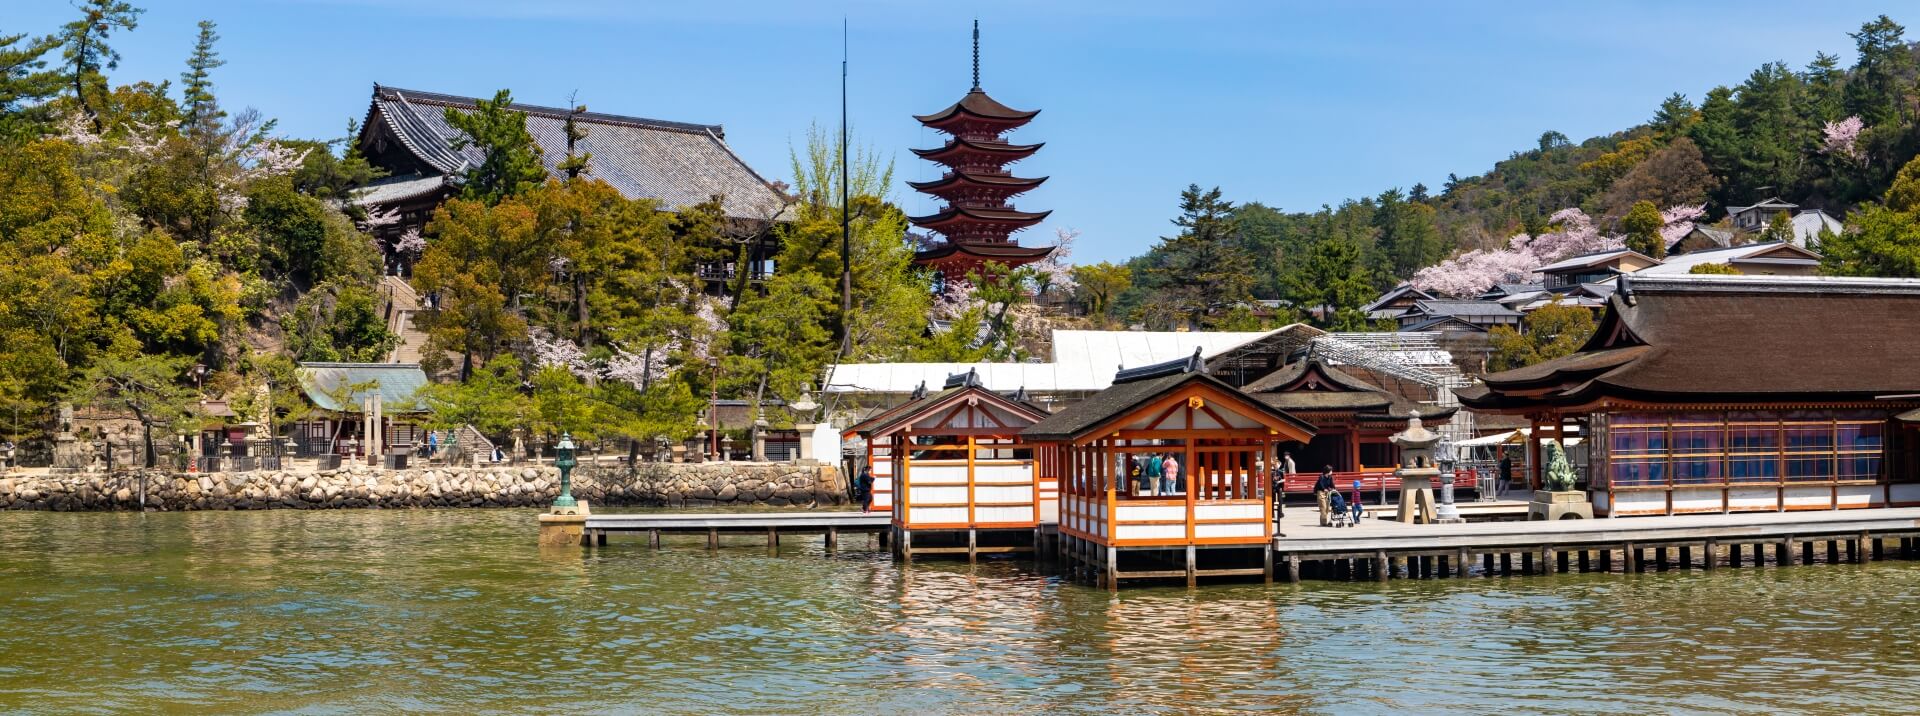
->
[[1329, 491, 1356, 528]]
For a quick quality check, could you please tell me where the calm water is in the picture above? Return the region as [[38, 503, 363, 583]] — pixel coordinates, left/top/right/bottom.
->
[[3, 510, 1919, 715]]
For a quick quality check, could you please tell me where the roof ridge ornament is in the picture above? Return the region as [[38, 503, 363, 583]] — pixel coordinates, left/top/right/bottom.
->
[[972, 19, 981, 91]]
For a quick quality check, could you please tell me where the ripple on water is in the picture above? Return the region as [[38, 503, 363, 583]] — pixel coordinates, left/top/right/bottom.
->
[[5, 510, 1920, 714]]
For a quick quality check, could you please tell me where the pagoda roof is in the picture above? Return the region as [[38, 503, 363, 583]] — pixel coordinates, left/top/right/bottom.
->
[[911, 137, 1044, 163], [914, 89, 1040, 125], [909, 205, 1051, 230], [914, 242, 1056, 263], [906, 171, 1048, 193]]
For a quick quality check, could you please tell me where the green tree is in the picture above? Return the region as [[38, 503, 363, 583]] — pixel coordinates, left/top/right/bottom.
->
[[1688, 262, 1741, 275], [1281, 229, 1374, 331], [1621, 200, 1666, 258], [444, 89, 546, 205], [1139, 184, 1253, 328], [177, 20, 223, 137], [415, 355, 529, 436], [1487, 301, 1597, 372], [67, 352, 194, 467], [58, 0, 143, 132], [1071, 261, 1131, 325], [416, 195, 540, 379], [1844, 16, 1911, 126], [0, 31, 64, 139], [1761, 211, 1797, 244], [725, 271, 834, 411], [1373, 188, 1445, 282]]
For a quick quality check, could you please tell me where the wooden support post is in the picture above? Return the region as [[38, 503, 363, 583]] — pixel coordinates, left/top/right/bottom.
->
[[1541, 547, 1555, 575], [1106, 546, 1119, 591], [902, 529, 914, 563], [1860, 532, 1873, 563], [596, 530, 607, 546], [1579, 550, 1592, 573], [1286, 554, 1301, 583], [1372, 552, 1389, 582], [1483, 553, 1495, 577], [707, 528, 718, 551], [1802, 538, 1813, 565], [1782, 537, 1796, 566], [968, 529, 978, 563], [1499, 553, 1512, 576], [1521, 552, 1534, 575], [1600, 549, 1612, 573], [1655, 547, 1669, 572], [1438, 555, 1450, 578], [1458, 548, 1472, 578], [825, 526, 838, 552], [648, 529, 661, 550], [1264, 548, 1275, 584], [1729, 542, 1742, 567], [1185, 545, 1197, 587], [1703, 540, 1715, 571], [1679, 545, 1692, 570], [1827, 538, 1839, 564], [1623, 543, 1639, 573], [767, 526, 779, 553], [1872, 534, 1884, 561]]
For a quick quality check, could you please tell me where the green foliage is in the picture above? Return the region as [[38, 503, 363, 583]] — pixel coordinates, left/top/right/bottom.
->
[[1281, 219, 1375, 331], [1070, 261, 1131, 326], [1821, 158, 1920, 277], [444, 89, 546, 205], [1488, 300, 1597, 372], [1621, 200, 1666, 258], [726, 271, 834, 406], [177, 20, 223, 136], [0, 31, 64, 139], [282, 281, 394, 362], [416, 355, 528, 435], [58, 0, 143, 132], [1135, 185, 1254, 328], [530, 365, 594, 440], [1761, 211, 1797, 244], [1688, 262, 1742, 275], [67, 351, 193, 467], [1372, 187, 1445, 281]]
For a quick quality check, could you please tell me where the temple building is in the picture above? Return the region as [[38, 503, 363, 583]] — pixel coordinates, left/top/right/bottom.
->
[[1243, 356, 1456, 483], [352, 85, 791, 287], [1458, 275, 1920, 517], [907, 23, 1054, 278]]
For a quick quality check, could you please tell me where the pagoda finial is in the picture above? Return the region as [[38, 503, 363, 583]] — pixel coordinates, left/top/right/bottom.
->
[[971, 19, 981, 91]]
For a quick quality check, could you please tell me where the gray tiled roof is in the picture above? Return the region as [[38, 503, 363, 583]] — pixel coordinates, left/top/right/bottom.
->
[[365, 85, 791, 221], [1411, 299, 1523, 319]]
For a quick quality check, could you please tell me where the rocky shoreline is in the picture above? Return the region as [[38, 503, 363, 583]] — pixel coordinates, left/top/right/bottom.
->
[[0, 462, 847, 511]]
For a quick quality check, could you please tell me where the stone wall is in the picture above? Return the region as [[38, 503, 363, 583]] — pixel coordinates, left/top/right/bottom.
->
[[0, 462, 847, 512]]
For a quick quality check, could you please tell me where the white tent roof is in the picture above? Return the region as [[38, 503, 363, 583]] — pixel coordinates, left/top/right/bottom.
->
[[824, 327, 1300, 395]]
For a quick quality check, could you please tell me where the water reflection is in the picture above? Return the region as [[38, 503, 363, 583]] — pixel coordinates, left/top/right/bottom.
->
[[2, 510, 1919, 714]]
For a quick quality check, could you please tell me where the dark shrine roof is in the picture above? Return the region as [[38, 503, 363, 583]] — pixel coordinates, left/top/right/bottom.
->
[[1458, 275, 1920, 410], [1022, 352, 1316, 442], [1243, 358, 1456, 422], [1411, 299, 1523, 319], [914, 242, 1057, 262], [910, 137, 1045, 162], [914, 89, 1041, 125], [909, 205, 1052, 227], [358, 85, 790, 221]]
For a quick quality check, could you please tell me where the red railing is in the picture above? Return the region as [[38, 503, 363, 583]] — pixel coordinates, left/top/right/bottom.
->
[[1280, 470, 1477, 495]]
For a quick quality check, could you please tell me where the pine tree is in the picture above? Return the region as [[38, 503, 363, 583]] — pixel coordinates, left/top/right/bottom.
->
[[1140, 185, 1253, 328], [1845, 15, 1910, 126], [443, 89, 547, 205], [58, 0, 143, 132], [178, 20, 224, 137], [0, 31, 64, 138], [1761, 211, 1797, 245]]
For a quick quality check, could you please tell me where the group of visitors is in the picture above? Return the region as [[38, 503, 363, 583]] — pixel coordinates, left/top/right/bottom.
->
[[1127, 452, 1184, 496]]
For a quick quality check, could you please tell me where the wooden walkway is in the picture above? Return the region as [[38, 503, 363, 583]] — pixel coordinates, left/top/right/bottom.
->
[[584, 512, 891, 550], [1272, 507, 1920, 582]]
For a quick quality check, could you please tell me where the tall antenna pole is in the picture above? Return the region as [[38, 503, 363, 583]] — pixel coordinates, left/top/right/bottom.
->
[[839, 17, 853, 357]]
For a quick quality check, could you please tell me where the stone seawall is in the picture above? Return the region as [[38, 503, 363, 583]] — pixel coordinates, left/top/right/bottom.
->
[[0, 462, 847, 512]]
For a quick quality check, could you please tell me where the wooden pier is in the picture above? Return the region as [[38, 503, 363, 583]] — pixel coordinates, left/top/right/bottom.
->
[[584, 512, 892, 551], [1272, 507, 1920, 582]]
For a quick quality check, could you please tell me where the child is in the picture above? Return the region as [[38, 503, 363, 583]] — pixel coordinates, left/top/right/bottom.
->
[[1348, 479, 1365, 525]]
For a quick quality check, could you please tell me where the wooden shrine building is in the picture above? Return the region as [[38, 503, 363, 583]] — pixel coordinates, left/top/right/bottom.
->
[[1023, 350, 1316, 586], [906, 23, 1055, 277], [848, 370, 1052, 560], [1243, 355, 1456, 493], [1458, 275, 1920, 517]]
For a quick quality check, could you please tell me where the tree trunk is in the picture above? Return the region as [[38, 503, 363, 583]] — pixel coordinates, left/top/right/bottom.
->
[[575, 271, 591, 348]]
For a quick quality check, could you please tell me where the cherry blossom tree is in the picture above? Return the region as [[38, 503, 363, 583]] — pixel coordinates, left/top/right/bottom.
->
[[1659, 203, 1706, 249], [1822, 115, 1866, 162]]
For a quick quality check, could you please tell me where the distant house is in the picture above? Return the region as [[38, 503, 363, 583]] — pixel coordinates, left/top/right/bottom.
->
[[1670, 225, 1735, 255], [1396, 299, 1523, 332], [1792, 209, 1843, 248], [1535, 248, 1661, 290], [1635, 241, 1822, 276], [1727, 197, 1799, 232], [292, 362, 431, 458], [1513, 282, 1615, 313], [1361, 283, 1436, 321]]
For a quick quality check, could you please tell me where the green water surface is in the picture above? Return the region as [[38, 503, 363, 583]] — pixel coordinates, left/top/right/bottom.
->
[[2, 509, 1917, 715]]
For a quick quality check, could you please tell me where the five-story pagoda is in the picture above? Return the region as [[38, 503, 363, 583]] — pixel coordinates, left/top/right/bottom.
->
[[908, 22, 1054, 277]]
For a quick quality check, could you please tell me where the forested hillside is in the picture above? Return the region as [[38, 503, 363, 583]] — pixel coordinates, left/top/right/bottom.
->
[[1082, 15, 1920, 328]]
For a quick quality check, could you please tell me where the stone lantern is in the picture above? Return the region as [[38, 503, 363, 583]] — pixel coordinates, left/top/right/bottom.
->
[[720, 433, 735, 462], [538, 431, 590, 547], [1389, 411, 1441, 524], [751, 412, 768, 462], [791, 387, 820, 464]]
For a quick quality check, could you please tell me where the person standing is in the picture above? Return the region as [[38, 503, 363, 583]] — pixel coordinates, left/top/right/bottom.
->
[[1314, 465, 1336, 526], [1144, 452, 1164, 496], [1348, 479, 1365, 525], [1497, 448, 1513, 498], [855, 465, 875, 513], [426, 430, 439, 458], [1162, 453, 1181, 495], [1269, 460, 1286, 523], [1282, 451, 1297, 478]]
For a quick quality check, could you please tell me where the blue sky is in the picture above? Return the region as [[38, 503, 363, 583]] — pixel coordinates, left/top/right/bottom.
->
[[9, 1, 1899, 263]]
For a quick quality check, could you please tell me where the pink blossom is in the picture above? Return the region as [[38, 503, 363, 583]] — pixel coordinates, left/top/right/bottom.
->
[[360, 206, 403, 231], [529, 331, 595, 380], [393, 229, 426, 255], [1413, 207, 1628, 297], [1032, 227, 1079, 295], [1821, 116, 1865, 161], [605, 343, 678, 388], [1659, 204, 1706, 249]]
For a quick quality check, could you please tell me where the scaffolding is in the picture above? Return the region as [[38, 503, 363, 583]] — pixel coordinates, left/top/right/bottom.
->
[[1313, 332, 1477, 447]]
